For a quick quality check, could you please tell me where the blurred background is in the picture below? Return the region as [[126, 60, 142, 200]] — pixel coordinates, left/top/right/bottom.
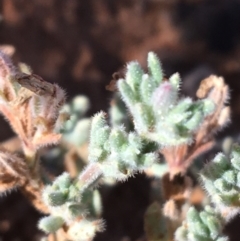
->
[[1, 0, 240, 240]]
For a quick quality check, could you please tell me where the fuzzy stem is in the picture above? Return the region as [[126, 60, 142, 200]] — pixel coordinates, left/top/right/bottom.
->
[[77, 163, 103, 190], [21, 146, 47, 213], [22, 144, 39, 173]]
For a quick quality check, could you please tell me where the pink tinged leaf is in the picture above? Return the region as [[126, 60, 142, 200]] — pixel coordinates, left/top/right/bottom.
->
[[78, 163, 103, 189], [151, 82, 177, 109]]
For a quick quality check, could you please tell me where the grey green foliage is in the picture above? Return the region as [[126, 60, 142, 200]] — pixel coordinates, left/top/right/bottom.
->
[[118, 52, 215, 146], [176, 144, 240, 241], [200, 144, 240, 209], [62, 95, 91, 146], [175, 206, 228, 241], [88, 111, 158, 180], [39, 216, 65, 233], [109, 93, 132, 131], [40, 52, 218, 240], [39, 172, 103, 240]]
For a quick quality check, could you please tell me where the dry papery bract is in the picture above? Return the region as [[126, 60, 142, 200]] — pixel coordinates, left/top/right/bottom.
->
[[0, 50, 68, 213], [0, 51, 67, 166], [162, 75, 230, 177]]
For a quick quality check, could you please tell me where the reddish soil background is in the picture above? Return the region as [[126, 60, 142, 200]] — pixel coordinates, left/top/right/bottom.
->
[[1, 1, 240, 240]]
